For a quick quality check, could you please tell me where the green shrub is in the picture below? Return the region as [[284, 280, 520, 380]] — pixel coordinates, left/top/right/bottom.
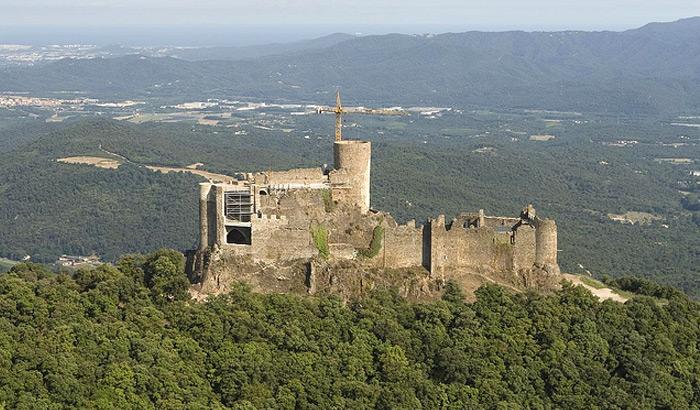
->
[[321, 189, 335, 213], [358, 225, 384, 259], [310, 225, 330, 260]]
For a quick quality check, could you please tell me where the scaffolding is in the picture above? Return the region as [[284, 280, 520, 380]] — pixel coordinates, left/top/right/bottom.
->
[[224, 190, 253, 223]]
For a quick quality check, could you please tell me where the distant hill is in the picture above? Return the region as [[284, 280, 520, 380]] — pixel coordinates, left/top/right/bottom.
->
[[165, 33, 357, 61], [2, 18, 700, 114]]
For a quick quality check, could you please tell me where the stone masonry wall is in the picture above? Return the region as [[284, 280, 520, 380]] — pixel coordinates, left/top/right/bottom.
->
[[381, 220, 424, 269], [333, 140, 371, 213], [222, 215, 317, 263], [429, 215, 514, 274], [253, 167, 326, 185], [512, 224, 537, 272]]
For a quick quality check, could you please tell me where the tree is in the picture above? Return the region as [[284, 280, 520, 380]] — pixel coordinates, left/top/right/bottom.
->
[[142, 249, 189, 302]]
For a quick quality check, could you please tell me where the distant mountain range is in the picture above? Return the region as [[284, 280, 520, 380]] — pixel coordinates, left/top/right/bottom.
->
[[164, 33, 357, 61], [2, 18, 700, 115]]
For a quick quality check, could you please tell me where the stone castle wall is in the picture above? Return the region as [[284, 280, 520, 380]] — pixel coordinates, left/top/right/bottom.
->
[[253, 167, 326, 186], [221, 215, 317, 262], [198, 183, 215, 250], [379, 220, 424, 269], [513, 224, 537, 272], [197, 185, 556, 280], [428, 215, 511, 274]]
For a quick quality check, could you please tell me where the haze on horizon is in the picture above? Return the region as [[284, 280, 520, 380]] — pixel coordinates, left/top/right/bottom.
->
[[1, 0, 699, 46]]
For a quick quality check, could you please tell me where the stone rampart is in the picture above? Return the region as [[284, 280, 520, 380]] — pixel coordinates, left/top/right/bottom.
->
[[381, 221, 424, 269], [429, 215, 515, 274], [253, 167, 326, 185], [512, 224, 536, 272]]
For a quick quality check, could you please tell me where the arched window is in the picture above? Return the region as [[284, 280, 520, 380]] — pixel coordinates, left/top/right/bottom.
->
[[226, 227, 251, 245]]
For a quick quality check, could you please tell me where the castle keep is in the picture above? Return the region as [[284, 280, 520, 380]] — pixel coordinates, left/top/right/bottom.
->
[[191, 139, 560, 298]]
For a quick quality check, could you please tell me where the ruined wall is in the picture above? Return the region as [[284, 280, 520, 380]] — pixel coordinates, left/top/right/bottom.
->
[[429, 215, 514, 275], [328, 171, 354, 212], [198, 183, 211, 250], [197, 182, 229, 249], [255, 188, 328, 227], [202, 181, 551, 280], [221, 215, 317, 262], [483, 216, 520, 229], [333, 140, 371, 213], [325, 206, 375, 250], [276, 189, 327, 225], [253, 167, 326, 186], [513, 224, 536, 272], [381, 220, 424, 269], [214, 185, 226, 246]]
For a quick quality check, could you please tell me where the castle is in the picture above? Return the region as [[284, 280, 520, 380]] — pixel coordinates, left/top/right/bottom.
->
[[189, 139, 560, 298]]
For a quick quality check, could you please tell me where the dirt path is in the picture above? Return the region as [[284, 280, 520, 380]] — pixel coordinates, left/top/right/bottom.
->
[[145, 165, 234, 183], [562, 274, 628, 303], [60, 147, 235, 183], [98, 144, 132, 163]]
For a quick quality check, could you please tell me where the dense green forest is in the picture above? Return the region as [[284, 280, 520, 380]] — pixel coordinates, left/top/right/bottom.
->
[[1, 250, 699, 408]]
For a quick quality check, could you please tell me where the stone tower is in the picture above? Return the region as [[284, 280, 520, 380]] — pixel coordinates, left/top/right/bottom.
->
[[332, 140, 371, 213], [535, 219, 560, 275]]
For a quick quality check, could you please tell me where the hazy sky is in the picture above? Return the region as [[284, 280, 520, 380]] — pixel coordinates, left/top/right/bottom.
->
[[1, 0, 699, 45], [3, 0, 699, 28]]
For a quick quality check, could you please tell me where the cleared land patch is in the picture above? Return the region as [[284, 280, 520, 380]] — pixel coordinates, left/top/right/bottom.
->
[[0, 257, 18, 273], [529, 134, 557, 141], [58, 156, 233, 182], [562, 274, 628, 303], [57, 156, 122, 169], [654, 157, 694, 165], [607, 211, 663, 225]]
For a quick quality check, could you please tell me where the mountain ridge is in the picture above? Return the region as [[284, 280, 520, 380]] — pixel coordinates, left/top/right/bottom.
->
[[2, 18, 700, 114]]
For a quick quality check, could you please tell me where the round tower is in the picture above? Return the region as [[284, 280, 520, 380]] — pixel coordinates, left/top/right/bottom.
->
[[333, 140, 371, 213], [535, 219, 559, 274]]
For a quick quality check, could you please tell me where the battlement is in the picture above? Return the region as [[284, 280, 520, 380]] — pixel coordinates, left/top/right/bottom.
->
[[255, 213, 288, 221]]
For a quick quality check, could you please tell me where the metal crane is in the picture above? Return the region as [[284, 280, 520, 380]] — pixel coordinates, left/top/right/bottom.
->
[[317, 89, 406, 141]]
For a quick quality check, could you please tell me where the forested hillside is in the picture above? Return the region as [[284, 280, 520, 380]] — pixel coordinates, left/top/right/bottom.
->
[[1, 19, 697, 292], [0, 121, 201, 261], [3, 18, 700, 114], [0, 115, 698, 296], [0, 250, 698, 408]]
